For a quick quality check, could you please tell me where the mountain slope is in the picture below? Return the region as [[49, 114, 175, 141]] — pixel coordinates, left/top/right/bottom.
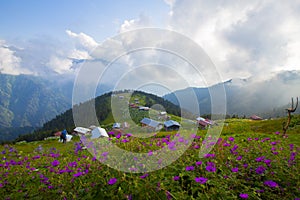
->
[[16, 90, 185, 142], [0, 74, 71, 128]]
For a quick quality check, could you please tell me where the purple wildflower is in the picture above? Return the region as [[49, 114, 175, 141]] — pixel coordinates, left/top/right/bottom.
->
[[290, 152, 297, 159], [51, 160, 60, 167], [140, 174, 149, 179], [74, 142, 82, 154], [126, 133, 132, 137], [232, 167, 239, 173], [178, 137, 185, 143], [158, 159, 162, 165], [48, 185, 54, 189], [255, 166, 266, 174], [68, 161, 77, 168], [32, 155, 40, 160], [129, 167, 137, 171], [256, 189, 264, 193], [166, 191, 172, 200], [121, 139, 129, 143], [236, 155, 242, 161], [264, 159, 271, 167], [35, 145, 43, 152], [204, 153, 215, 158], [270, 141, 277, 145], [73, 172, 83, 177], [206, 162, 216, 172], [101, 152, 109, 157], [239, 193, 249, 199], [289, 152, 297, 165], [264, 180, 278, 188], [231, 144, 239, 152], [157, 182, 161, 191], [185, 166, 195, 171], [173, 176, 180, 181], [195, 161, 202, 166], [223, 142, 231, 147], [108, 131, 115, 135], [58, 169, 66, 174], [228, 136, 235, 142], [108, 178, 117, 185], [255, 156, 265, 162], [168, 142, 176, 151], [195, 177, 208, 184]]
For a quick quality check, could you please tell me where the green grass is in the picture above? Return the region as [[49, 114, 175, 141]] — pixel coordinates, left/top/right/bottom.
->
[[1, 117, 299, 199]]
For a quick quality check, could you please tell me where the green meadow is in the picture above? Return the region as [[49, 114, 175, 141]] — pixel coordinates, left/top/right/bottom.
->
[[1, 117, 299, 199]]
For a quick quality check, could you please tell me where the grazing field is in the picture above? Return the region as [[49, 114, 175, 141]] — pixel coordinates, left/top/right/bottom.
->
[[1, 118, 299, 199]]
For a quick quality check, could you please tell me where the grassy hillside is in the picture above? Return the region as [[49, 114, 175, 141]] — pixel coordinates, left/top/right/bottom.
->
[[0, 118, 299, 199], [14, 90, 185, 142]]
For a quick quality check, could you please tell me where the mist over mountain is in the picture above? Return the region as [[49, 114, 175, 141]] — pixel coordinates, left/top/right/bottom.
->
[[164, 70, 300, 118]]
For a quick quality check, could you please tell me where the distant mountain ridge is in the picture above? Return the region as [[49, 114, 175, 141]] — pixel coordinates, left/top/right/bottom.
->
[[1, 70, 299, 142], [164, 70, 300, 118]]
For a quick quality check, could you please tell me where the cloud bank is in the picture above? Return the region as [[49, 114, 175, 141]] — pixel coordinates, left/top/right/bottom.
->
[[1, 1, 299, 93], [166, 0, 300, 81]]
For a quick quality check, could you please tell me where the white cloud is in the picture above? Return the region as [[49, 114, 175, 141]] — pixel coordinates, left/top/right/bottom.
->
[[166, 0, 300, 82], [0, 31, 99, 77], [66, 30, 98, 51], [119, 14, 151, 33], [47, 56, 73, 74], [2, 1, 300, 94], [0, 40, 29, 75], [164, 0, 176, 7], [68, 49, 92, 60]]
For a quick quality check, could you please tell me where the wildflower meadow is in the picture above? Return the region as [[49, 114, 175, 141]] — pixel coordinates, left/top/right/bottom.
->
[[0, 119, 299, 199]]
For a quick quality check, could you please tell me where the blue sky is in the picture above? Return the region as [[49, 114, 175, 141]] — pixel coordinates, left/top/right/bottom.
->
[[1, 0, 300, 91], [0, 0, 169, 41]]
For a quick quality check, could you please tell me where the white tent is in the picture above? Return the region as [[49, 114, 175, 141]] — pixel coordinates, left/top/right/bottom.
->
[[74, 127, 91, 135], [91, 127, 109, 138], [66, 134, 73, 142], [58, 134, 73, 142]]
